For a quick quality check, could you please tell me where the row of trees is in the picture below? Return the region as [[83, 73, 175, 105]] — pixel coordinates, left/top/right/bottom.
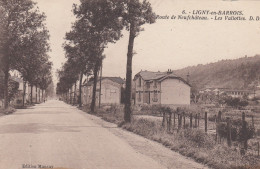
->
[[0, 0, 53, 108], [57, 0, 156, 122]]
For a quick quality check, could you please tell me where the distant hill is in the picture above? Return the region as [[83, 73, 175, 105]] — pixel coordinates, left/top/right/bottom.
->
[[174, 55, 260, 90]]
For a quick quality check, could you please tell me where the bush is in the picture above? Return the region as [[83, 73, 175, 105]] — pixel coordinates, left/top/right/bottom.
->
[[122, 118, 162, 136], [181, 129, 215, 148], [238, 123, 255, 142], [1, 107, 16, 115], [224, 97, 249, 108], [217, 120, 255, 142]]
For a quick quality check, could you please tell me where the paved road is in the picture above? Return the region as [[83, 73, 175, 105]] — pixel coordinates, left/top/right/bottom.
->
[[0, 100, 208, 169]]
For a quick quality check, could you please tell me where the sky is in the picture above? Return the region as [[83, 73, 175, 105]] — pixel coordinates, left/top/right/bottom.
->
[[35, 0, 260, 84]]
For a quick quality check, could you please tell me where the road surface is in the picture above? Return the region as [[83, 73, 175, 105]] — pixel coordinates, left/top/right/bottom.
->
[[0, 100, 208, 169]]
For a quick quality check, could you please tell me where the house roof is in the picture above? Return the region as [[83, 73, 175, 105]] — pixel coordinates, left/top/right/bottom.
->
[[10, 76, 23, 83], [84, 77, 125, 86], [105, 77, 125, 84], [134, 70, 191, 87], [134, 71, 167, 81]]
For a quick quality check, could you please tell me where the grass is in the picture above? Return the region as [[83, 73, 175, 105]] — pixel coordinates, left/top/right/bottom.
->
[[81, 104, 260, 169], [0, 107, 16, 115]]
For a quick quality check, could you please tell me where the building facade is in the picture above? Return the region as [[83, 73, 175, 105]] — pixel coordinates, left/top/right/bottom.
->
[[82, 77, 125, 105], [134, 70, 191, 105]]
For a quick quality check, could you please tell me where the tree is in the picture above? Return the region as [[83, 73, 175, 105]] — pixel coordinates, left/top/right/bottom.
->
[[38, 62, 53, 102], [56, 60, 79, 104], [0, 0, 49, 108], [15, 27, 51, 105], [224, 96, 249, 109], [64, 28, 93, 107], [122, 0, 156, 122], [8, 79, 19, 102], [70, 0, 124, 112]]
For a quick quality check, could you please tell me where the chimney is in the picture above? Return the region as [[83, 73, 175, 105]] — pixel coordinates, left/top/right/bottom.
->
[[187, 72, 190, 83], [167, 69, 172, 74]]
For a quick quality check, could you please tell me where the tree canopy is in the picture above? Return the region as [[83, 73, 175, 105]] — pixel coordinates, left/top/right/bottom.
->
[[0, 0, 53, 108]]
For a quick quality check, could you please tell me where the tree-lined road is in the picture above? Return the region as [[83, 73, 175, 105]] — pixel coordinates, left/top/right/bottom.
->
[[0, 100, 207, 169]]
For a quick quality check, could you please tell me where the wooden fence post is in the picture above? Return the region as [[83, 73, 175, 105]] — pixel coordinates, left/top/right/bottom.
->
[[195, 114, 197, 128], [242, 112, 247, 151], [166, 114, 169, 131], [190, 113, 192, 128], [198, 113, 200, 127], [257, 141, 259, 157], [180, 113, 182, 128], [173, 111, 176, 129], [252, 115, 254, 128], [215, 114, 218, 142], [169, 112, 172, 132], [227, 117, 232, 147], [218, 111, 222, 122], [183, 112, 185, 129], [162, 112, 166, 128], [178, 113, 182, 132], [205, 112, 208, 133]]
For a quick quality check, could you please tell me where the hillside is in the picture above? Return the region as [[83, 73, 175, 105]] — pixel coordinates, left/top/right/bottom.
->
[[174, 55, 260, 90]]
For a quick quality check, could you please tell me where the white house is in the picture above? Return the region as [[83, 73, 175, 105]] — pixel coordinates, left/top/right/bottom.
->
[[134, 70, 191, 105]]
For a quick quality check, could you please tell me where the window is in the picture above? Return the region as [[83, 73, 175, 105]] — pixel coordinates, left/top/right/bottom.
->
[[138, 91, 141, 102], [138, 78, 141, 87], [154, 81, 157, 88], [146, 83, 150, 89], [153, 90, 158, 102]]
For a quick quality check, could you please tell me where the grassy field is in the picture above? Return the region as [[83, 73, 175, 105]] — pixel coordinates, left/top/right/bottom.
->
[[82, 105, 260, 169]]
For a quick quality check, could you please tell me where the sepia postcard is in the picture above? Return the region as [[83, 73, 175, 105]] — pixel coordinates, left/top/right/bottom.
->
[[0, 0, 260, 169]]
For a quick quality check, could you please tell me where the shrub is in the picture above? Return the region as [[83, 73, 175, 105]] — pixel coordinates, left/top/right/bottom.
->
[[181, 129, 215, 148], [217, 120, 255, 142], [1, 107, 16, 114], [238, 123, 255, 142]]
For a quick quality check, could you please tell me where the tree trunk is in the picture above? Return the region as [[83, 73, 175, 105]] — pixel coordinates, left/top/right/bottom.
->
[[124, 20, 135, 123], [70, 88, 72, 104], [30, 85, 33, 104], [3, 68, 9, 109], [74, 82, 77, 105], [36, 85, 38, 103], [79, 72, 83, 107], [22, 81, 27, 107], [99, 61, 102, 108], [42, 89, 44, 101], [3, 47, 10, 109], [38, 89, 40, 103], [90, 61, 99, 113]]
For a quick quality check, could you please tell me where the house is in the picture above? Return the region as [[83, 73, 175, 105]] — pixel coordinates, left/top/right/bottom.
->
[[10, 75, 24, 106], [0, 70, 43, 106], [69, 83, 79, 104], [82, 77, 125, 105], [134, 70, 191, 105], [224, 89, 251, 98]]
